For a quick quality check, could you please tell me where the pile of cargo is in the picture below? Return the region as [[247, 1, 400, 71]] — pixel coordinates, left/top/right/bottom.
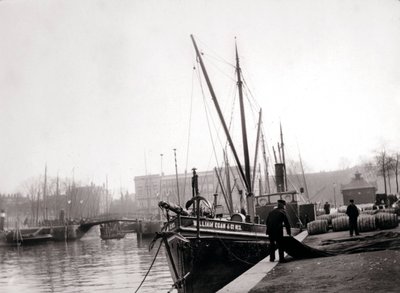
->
[[307, 209, 398, 235]]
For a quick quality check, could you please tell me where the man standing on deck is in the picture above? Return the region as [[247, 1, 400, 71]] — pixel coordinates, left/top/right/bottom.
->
[[266, 199, 291, 263], [346, 199, 360, 236]]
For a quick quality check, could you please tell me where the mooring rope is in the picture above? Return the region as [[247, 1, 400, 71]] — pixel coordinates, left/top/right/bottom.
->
[[134, 240, 163, 293]]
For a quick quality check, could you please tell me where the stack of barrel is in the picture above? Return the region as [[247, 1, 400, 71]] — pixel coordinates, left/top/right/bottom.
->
[[307, 208, 398, 235]]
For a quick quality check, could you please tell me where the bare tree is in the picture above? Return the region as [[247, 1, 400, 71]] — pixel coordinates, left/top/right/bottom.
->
[[394, 153, 399, 194], [22, 176, 43, 225], [375, 150, 388, 194], [386, 155, 397, 194]]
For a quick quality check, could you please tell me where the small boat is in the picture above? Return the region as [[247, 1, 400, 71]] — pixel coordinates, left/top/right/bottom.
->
[[4, 227, 54, 245], [100, 222, 126, 240]]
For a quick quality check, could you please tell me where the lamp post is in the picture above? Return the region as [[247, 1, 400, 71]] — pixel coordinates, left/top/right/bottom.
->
[[67, 200, 72, 221], [79, 200, 83, 219]]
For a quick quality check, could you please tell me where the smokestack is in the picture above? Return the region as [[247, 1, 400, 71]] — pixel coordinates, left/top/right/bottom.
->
[[275, 163, 285, 192]]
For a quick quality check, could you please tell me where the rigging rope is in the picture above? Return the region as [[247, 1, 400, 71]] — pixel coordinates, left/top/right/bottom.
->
[[196, 36, 236, 69], [195, 59, 224, 192], [183, 65, 197, 197], [134, 239, 163, 293]]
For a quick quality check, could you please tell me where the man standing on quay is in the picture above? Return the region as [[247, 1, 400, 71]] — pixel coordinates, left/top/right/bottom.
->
[[346, 199, 360, 236], [266, 199, 291, 263]]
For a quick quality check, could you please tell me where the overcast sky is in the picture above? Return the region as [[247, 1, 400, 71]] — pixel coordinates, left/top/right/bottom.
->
[[1, 0, 399, 195]]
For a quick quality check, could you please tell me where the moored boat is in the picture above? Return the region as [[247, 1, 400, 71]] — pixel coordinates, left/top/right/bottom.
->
[[100, 222, 126, 240], [158, 184, 269, 292], [3, 227, 53, 245], [155, 35, 303, 292]]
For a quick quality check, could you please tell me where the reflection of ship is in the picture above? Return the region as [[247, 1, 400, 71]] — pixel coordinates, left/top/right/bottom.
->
[[100, 222, 126, 240]]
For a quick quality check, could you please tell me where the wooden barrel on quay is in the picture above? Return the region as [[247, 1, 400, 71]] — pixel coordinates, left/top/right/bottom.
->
[[375, 213, 399, 230], [329, 213, 342, 220], [332, 216, 349, 232], [361, 210, 378, 215], [357, 215, 376, 232], [316, 214, 331, 224], [378, 208, 396, 214], [307, 220, 328, 235]]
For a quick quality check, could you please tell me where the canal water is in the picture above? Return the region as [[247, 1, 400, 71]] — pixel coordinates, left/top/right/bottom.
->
[[0, 228, 172, 293]]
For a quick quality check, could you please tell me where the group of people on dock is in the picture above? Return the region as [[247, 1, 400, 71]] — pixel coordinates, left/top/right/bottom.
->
[[265, 198, 360, 262]]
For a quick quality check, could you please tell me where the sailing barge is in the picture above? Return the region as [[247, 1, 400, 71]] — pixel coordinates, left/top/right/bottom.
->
[[155, 35, 302, 292], [159, 170, 269, 293]]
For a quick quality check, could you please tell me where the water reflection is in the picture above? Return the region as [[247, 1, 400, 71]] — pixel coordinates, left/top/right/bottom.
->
[[0, 230, 171, 293]]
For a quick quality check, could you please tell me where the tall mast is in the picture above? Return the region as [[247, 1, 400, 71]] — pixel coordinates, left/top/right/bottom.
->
[[190, 35, 248, 192], [277, 142, 282, 163], [224, 151, 233, 215], [43, 164, 47, 221], [272, 146, 278, 164], [280, 123, 288, 191], [251, 109, 262, 191], [173, 148, 181, 206], [299, 152, 310, 202], [214, 167, 232, 215], [261, 132, 271, 193], [105, 175, 109, 214], [56, 173, 59, 215], [235, 40, 254, 221]]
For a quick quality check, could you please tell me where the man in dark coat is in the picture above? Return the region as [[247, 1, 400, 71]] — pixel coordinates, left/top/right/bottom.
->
[[266, 199, 291, 262], [324, 202, 331, 214], [346, 199, 360, 236]]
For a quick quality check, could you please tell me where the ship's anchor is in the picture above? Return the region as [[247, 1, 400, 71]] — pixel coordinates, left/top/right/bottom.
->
[[168, 272, 190, 292]]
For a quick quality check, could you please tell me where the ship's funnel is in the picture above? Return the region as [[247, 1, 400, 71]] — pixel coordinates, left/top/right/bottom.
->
[[275, 163, 285, 192]]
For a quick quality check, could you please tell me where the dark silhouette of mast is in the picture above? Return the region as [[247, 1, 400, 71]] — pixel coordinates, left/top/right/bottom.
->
[[280, 123, 288, 191], [190, 35, 248, 192], [261, 132, 271, 193], [251, 110, 262, 191], [235, 41, 255, 220]]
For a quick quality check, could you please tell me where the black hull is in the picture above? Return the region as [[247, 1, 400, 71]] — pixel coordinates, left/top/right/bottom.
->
[[2, 225, 87, 245], [166, 236, 268, 293], [161, 217, 269, 293]]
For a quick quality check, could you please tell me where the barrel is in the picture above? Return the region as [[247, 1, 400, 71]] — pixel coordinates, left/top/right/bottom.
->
[[307, 220, 328, 235], [329, 213, 342, 220], [378, 208, 396, 214], [361, 210, 378, 215], [332, 216, 349, 232], [316, 214, 331, 224], [357, 215, 376, 232], [375, 213, 399, 230]]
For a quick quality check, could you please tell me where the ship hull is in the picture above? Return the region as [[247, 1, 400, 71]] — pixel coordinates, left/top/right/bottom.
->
[[161, 217, 269, 293]]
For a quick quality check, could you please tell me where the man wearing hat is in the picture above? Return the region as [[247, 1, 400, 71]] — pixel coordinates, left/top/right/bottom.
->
[[346, 199, 360, 236], [266, 199, 291, 263]]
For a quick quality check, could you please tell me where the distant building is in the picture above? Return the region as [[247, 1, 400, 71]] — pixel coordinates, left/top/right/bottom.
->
[[134, 168, 252, 219], [341, 172, 377, 204]]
